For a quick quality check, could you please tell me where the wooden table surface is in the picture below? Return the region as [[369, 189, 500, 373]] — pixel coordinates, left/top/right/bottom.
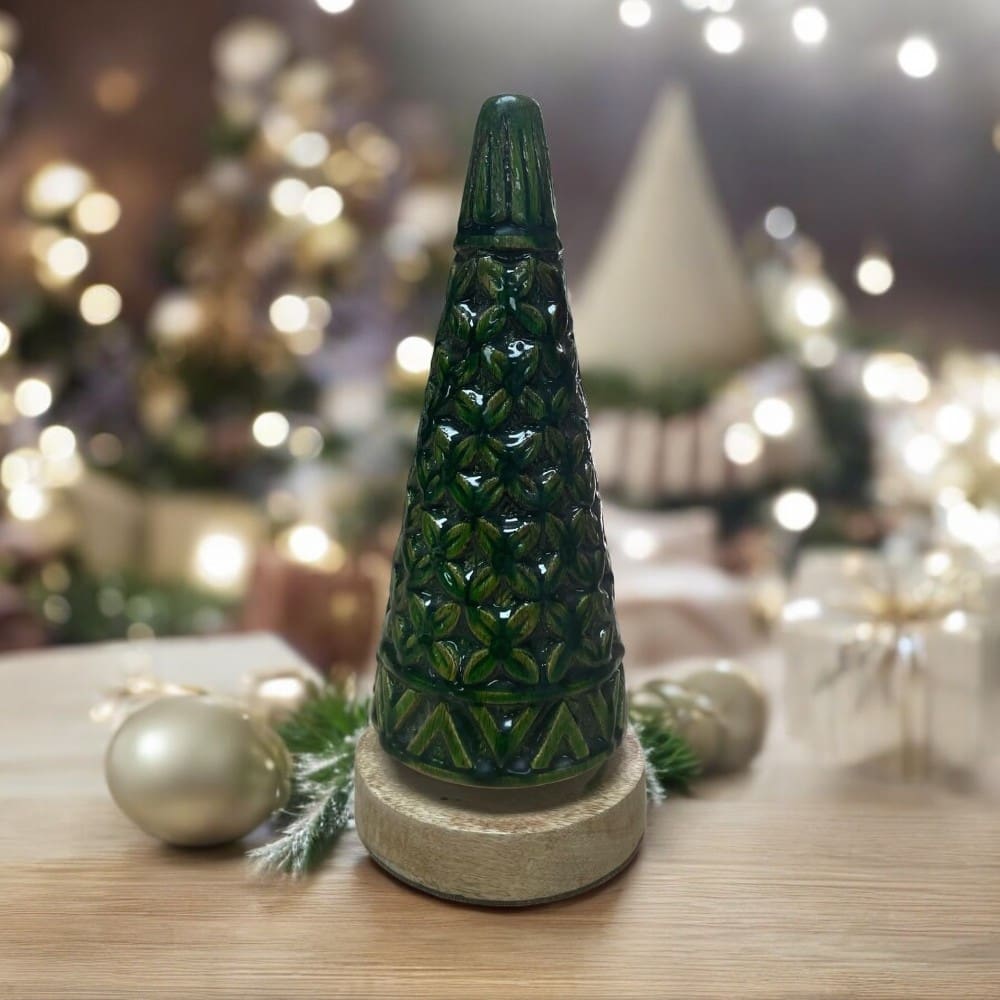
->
[[2, 634, 998, 999]]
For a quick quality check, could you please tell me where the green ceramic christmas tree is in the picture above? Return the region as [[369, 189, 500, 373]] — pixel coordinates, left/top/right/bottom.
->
[[372, 95, 626, 787]]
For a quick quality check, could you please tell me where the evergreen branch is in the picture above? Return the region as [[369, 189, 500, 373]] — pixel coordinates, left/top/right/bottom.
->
[[248, 687, 370, 877], [251, 687, 701, 876], [631, 713, 701, 801]]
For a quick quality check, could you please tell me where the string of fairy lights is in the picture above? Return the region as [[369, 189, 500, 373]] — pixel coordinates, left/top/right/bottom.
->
[[619, 0, 940, 79], [1, 160, 124, 525], [616, 1, 965, 305]]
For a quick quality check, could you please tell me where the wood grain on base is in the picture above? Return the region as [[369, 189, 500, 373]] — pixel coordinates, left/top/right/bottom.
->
[[354, 727, 647, 906], [1, 636, 999, 998]]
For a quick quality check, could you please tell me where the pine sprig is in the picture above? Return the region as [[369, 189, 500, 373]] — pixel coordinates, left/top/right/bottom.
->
[[250, 687, 701, 876], [248, 688, 370, 877], [631, 713, 701, 802]]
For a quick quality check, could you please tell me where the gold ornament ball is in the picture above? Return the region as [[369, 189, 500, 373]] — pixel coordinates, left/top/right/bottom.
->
[[105, 695, 292, 847], [631, 680, 724, 769], [680, 661, 768, 773], [243, 668, 320, 728]]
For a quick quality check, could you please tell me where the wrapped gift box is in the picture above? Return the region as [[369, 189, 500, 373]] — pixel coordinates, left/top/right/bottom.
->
[[241, 545, 381, 674], [70, 470, 267, 592], [614, 561, 761, 666], [602, 501, 718, 566], [781, 547, 992, 778]]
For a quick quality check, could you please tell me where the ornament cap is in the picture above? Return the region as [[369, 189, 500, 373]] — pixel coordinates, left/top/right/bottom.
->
[[455, 94, 561, 252]]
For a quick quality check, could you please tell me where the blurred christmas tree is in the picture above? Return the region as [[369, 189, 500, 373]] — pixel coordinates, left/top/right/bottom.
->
[[2, 12, 460, 653], [133, 17, 455, 498]]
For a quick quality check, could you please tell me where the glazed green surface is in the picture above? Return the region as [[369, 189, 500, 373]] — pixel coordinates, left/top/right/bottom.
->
[[372, 96, 625, 786]]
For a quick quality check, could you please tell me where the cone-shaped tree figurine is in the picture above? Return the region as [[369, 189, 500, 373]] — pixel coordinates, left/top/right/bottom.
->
[[372, 95, 627, 787]]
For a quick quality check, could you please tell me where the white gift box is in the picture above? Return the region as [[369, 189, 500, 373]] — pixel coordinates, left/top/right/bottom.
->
[[602, 501, 717, 567], [781, 547, 992, 778], [69, 469, 266, 593]]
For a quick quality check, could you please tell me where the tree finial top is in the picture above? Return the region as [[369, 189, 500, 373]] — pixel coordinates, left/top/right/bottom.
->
[[455, 94, 561, 253]]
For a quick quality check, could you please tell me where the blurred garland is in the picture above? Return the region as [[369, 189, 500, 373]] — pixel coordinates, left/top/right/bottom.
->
[[22, 559, 236, 644]]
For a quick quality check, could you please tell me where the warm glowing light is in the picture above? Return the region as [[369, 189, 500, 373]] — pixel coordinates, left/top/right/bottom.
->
[[42, 450, 82, 487], [302, 185, 344, 225], [316, 0, 355, 11], [269, 177, 309, 217], [753, 397, 795, 438], [855, 254, 894, 296], [0, 321, 10, 356], [723, 422, 764, 465], [0, 52, 13, 88], [0, 12, 19, 53], [25, 163, 92, 217], [39, 425, 77, 461], [72, 191, 121, 234], [898, 36, 938, 79], [212, 18, 290, 85], [192, 532, 249, 591], [29, 227, 62, 263], [619, 0, 652, 28], [763, 206, 796, 240], [288, 425, 324, 459], [773, 489, 818, 532], [782, 597, 822, 623], [903, 433, 943, 474], [923, 550, 953, 578], [286, 131, 329, 168], [793, 283, 834, 328], [1, 448, 39, 488], [395, 335, 434, 375], [14, 377, 52, 417], [945, 501, 997, 548], [987, 428, 1000, 464], [286, 326, 324, 356], [896, 368, 929, 403], [7, 483, 49, 521], [801, 332, 837, 368], [46, 236, 90, 278], [149, 291, 204, 342], [351, 127, 401, 174], [791, 6, 827, 45], [269, 294, 309, 334], [252, 411, 290, 448], [862, 353, 929, 403], [306, 296, 332, 329], [704, 16, 744, 54], [934, 403, 974, 445], [622, 529, 657, 560], [79, 284, 122, 325], [861, 356, 897, 401], [287, 524, 331, 564]]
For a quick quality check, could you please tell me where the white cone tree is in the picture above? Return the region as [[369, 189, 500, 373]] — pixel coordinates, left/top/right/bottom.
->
[[573, 89, 763, 386]]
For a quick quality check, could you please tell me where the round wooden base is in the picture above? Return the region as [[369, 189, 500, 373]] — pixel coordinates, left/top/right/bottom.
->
[[353, 726, 646, 907]]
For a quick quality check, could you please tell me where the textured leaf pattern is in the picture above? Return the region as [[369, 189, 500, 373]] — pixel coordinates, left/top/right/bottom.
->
[[374, 249, 625, 785]]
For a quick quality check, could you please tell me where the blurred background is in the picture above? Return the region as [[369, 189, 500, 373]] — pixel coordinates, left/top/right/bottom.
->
[[1, 0, 998, 682]]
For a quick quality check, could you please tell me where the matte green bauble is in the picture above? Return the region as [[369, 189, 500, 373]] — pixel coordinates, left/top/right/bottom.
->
[[372, 95, 627, 787], [105, 695, 291, 846]]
